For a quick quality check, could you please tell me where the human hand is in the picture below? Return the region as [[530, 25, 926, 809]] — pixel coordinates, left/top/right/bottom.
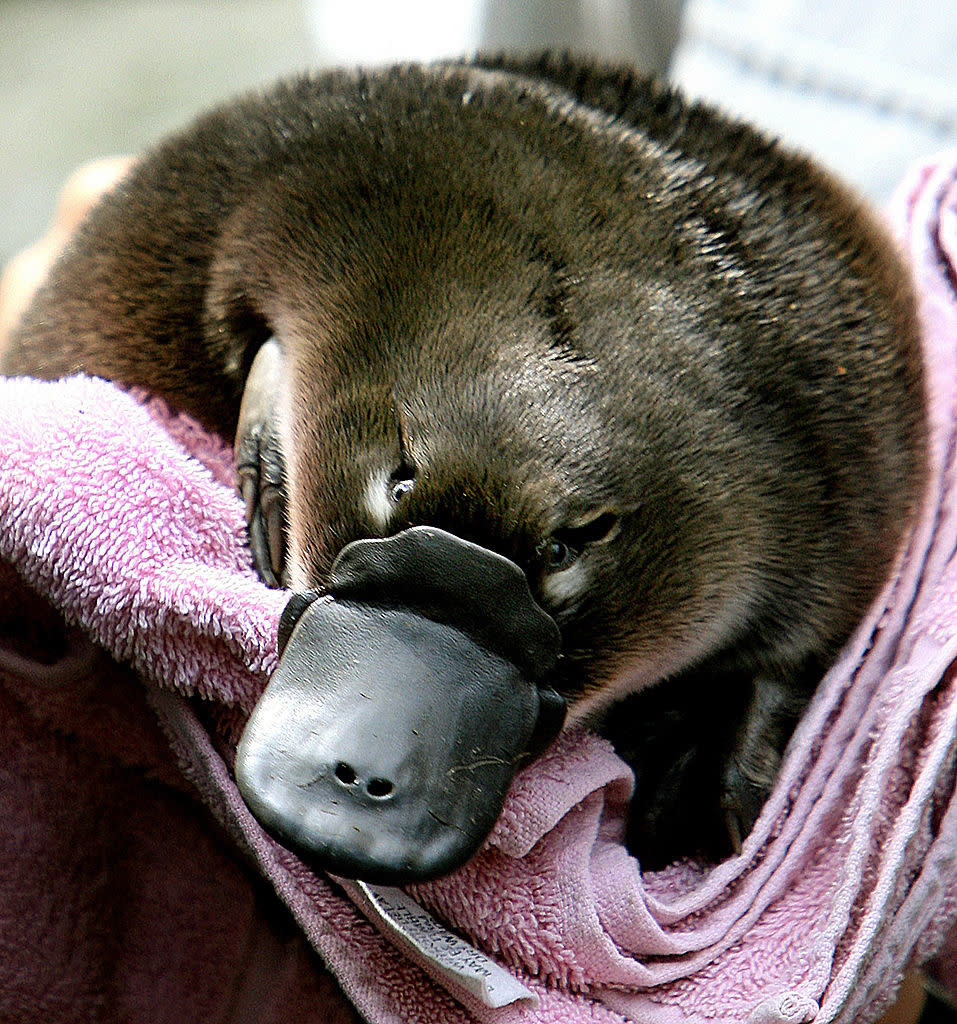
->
[[0, 156, 134, 354]]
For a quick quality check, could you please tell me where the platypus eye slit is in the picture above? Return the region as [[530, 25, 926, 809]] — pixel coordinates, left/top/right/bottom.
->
[[568, 510, 620, 546], [541, 511, 620, 573]]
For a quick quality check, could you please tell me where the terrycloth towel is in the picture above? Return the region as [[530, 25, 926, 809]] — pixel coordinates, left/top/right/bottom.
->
[[2, 154, 957, 1024]]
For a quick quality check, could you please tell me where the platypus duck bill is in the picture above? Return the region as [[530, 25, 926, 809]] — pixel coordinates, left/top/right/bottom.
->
[[235, 525, 565, 883]]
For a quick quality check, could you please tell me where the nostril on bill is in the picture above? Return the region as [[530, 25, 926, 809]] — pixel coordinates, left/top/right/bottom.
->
[[366, 777, 394, 800], [332, 763, 394, 800]]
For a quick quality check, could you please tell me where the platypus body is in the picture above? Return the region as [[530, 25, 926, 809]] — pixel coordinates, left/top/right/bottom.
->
[[3, 54, 927, 878]]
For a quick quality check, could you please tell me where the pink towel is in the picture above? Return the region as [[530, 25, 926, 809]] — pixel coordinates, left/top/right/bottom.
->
[[2, 154, 956, 1024]]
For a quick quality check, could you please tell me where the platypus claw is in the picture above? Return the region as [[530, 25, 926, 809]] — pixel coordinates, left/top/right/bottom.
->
[[235, 338, 287, 587]]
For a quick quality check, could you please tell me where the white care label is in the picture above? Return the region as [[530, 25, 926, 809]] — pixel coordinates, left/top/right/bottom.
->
[[353, 881, 539, 1010]]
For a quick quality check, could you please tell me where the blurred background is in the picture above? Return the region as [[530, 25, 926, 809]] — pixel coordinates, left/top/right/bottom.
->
[[1, 0, 954, 267]]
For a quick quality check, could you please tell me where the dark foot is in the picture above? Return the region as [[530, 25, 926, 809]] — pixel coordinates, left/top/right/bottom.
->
[[720, 756, 775, 853], [719, 673, 808, 851], [235, 338, 288, 587], [606, 667, 814, 868], [606, 677, 747, 869]]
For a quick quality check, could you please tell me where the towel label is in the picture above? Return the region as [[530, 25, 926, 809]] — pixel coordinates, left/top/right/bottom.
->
[[354, 882, 538, 1009]]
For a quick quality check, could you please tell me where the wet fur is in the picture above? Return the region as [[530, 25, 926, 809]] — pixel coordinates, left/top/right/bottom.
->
[[3, 54, 927, 867]]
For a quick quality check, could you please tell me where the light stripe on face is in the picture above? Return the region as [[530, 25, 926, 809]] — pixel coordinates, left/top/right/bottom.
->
[[364, 465, 396, 533], [541, 559, 589, 606]]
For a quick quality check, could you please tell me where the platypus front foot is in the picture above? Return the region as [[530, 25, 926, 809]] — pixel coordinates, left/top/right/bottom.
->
[[235, 338, 287, 587], [719, 673, 809, 852]]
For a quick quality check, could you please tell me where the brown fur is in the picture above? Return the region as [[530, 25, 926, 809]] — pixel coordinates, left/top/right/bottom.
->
[[3, 55, 927, 866]]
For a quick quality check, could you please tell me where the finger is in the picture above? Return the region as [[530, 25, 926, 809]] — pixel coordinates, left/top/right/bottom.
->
[[0, 239, 63, 353], [53, 156, 135, 235], [0, 156, 135, 353]]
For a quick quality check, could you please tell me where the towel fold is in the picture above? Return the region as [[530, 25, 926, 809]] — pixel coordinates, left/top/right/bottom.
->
[[2, 155, 956, 1024]]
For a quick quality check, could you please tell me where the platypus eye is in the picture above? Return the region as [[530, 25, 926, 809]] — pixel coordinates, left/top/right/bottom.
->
[[390, 478, 414, 502], [542, 537, 577, 572], [388, 461, 416, 502], [540, 511, 619, 574]]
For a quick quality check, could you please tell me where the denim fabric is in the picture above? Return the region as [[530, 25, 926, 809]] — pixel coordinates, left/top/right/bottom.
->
[[670, 0, 957, 202]]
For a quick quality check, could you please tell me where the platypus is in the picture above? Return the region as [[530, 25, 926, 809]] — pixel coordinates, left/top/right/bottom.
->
[[2, 53, 927, 879]]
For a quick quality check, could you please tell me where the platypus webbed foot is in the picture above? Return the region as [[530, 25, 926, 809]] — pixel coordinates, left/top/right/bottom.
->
[[235, 338, 287, 587]]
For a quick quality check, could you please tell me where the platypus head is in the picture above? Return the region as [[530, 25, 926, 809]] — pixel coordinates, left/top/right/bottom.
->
[[228, 71, 760, 882]]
